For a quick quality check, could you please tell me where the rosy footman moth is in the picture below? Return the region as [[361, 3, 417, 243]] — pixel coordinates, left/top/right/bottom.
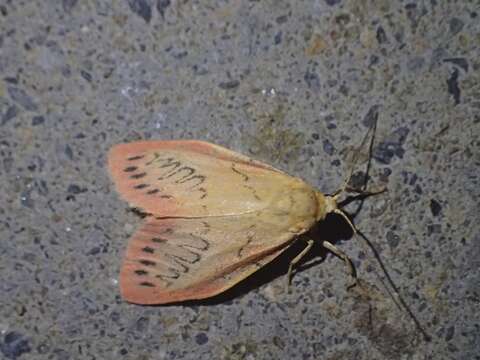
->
[[108, 137, 381, 304]]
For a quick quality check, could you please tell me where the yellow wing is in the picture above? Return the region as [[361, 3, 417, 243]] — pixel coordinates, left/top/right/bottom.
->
[[109, 140, 323, 304], [120, 214, 296, 304], [108, 140, 307, 217]]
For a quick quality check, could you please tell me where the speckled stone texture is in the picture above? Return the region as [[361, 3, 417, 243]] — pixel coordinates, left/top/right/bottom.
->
[[0, 1, 479, 359]]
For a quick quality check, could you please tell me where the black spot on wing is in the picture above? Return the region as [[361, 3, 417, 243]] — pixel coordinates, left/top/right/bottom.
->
[[129, 207, 153, 218], [127, 155, 145, 161], [135, 269, 148, 276], [134, 183, 149, 189], [147, 189, 160, 195], [139, 282, 155, 287], [142, 246, 155, 254], [131, 172, 147, 179], [139, 259, 156, 266], [124, 166, 138, 172], [152, 237, 167, 243]]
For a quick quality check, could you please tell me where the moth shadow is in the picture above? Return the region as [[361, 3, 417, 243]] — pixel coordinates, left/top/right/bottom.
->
[[178, 213, 354, 307]]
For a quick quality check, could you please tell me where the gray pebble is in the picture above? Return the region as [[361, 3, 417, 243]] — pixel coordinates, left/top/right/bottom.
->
[[0, 332, 31, 360], [7, 87, 38, 111], [128, 0, 152, 23]]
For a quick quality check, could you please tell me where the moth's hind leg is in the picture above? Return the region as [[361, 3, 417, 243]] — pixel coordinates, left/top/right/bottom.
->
[[286, 239, 314, 290], [321, 240, 357, 288]]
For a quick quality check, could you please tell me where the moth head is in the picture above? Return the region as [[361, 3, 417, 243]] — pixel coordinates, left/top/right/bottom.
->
[[323, 187, 386, 234], [314, 191, 338, 222], [318, 191, 358, 236], [324, 194, 338, 215]]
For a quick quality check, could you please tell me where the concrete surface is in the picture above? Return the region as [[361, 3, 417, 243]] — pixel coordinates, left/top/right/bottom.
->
[[0, 1, 479, 359]]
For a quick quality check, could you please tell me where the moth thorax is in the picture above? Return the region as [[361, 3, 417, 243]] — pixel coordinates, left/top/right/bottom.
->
[[315, 191, 338, 221]]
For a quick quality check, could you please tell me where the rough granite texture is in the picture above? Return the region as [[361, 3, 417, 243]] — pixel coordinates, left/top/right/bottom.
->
[[0, 1, 479, 359]]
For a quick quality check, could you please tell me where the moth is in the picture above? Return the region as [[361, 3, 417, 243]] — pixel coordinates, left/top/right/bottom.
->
[[108, 140, 376, 304]]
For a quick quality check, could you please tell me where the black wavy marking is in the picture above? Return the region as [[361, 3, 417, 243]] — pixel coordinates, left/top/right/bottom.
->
[[149, 232, 210, 288], [146, 155, 182, 180], [231, 164, 262, 200], [158, 159, 182, 178], [146, 153, 209, 199], [177, 174, 205, 187], [124, 166, 138, 172], [127, 155, 145, 161], [180, 233, 210, 251], [198, 187, 207, 199], [231, 164, 249, 182], [237, 225, 256, 258], [243, 184, 261, 201], [163, 166, 194, 181], [201, 221, 211, 233], [165, 254, 191, 272], [145, 152, 167, 166], [155, 268, 181, 287], [156, 270, 180, 279]]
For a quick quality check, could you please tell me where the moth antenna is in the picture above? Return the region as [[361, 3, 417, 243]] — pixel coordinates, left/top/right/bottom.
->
[[333, 108, 378, 199], [333, 207, 431, 342], [328, 112, 430, 340]]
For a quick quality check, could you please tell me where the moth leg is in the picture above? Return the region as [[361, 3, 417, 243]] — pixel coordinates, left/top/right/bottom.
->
[[287, 239, 314, 289], [321, 240, 357, 288]]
